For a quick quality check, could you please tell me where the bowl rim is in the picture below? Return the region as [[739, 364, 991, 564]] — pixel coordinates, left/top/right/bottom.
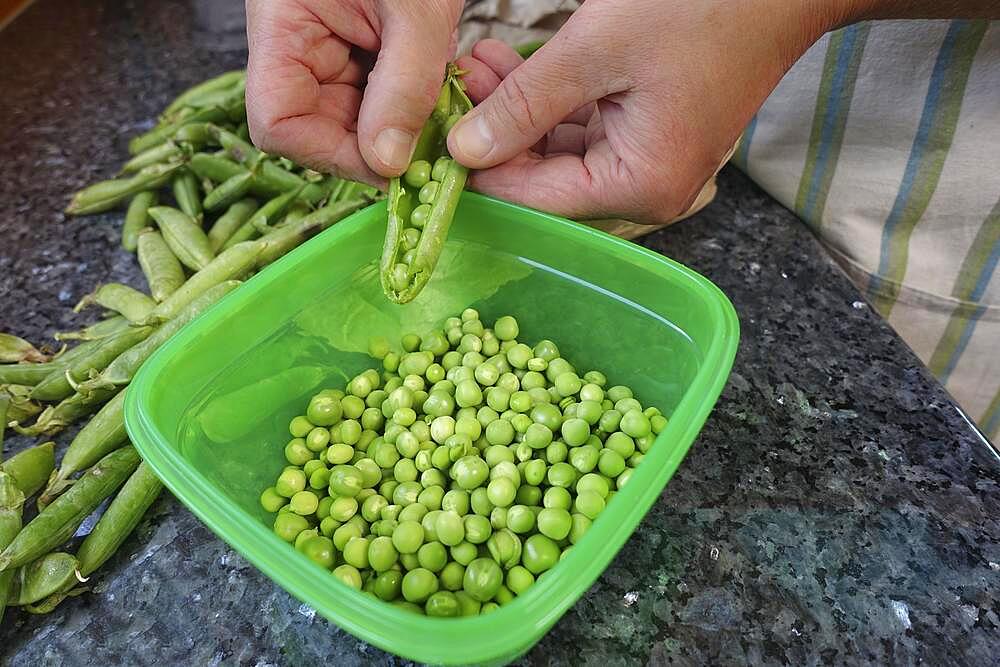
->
[[125, 192, 739, 665]]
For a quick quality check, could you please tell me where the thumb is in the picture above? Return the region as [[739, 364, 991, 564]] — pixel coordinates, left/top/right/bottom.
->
[[447, 38, 602, 169], [358, 3, 459, 176]]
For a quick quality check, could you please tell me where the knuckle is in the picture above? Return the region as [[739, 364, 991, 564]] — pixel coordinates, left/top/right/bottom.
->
[[493, 74, 542, 138]]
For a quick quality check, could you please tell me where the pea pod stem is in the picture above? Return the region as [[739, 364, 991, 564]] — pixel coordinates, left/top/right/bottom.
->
[[0, 446, 140, 573]]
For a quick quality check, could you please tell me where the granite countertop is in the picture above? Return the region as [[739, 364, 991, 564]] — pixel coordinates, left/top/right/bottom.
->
[[2, 1, 998, 665]]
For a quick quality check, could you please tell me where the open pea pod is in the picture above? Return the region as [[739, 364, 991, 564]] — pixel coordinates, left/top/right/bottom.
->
[[381, 64, 472, 304]]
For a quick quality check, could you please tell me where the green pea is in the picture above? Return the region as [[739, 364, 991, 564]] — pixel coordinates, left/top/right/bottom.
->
[[340, 536, 370, 569], [485, 528, 521, 568], [617, 467, 635, 489], [606, 431, 636, 458], [481, 601, 500, 614], [439, 561, 466, 591], [570, 513, 592, 543], [486, 477, 516, 507], [523, 459, 547, 486], [485, 419, 515, 446], [651, 414, 668, 434], [360, 494, 388, 522], [463, 558, 503, 602], [559, 418, 589, 447], [403, 159, 432, 188], [598, 449, 626, 478], [319, 516, 341, 537], [520, 371, 545, 391], [430, 156, 452, 182], [494, 584, 515, 605], [393, 458, 418, 483], [577, 472, 610, 498], [605, 385, 631, 402], [331, 523, 362, 551], [620, 409, 651, 438], [490, 507, 508, 530], [374, 569, 403, 600], [402, 568, 439, 603], [463, 514, 492, 544], [615, 397, 642, 415], [430, 415, 456, 444], [290, 490, 319, 515], [568, 445, 599, 473], [524, 423, 553, 450], [530, 339, 558, 362], [333, 564, 363, 589], [392, 520, 425, 554], [453, 379, 482, 409], [440, 490, 470, 516], [274, 512, 310, 542], [381, 504, 403, 521], [515, 442, 533, 462], [284, 438, 313, 466], [515, 484, 542, 507], [398, 502, 428, 523], [506, 565, 535, 595], [326, 443, 354, 465], [506, 505, 536, 534], [470, 487, 494, 516], [276, 468, 307, 497], [451, 455, 489, 490], [307, 466, 330, 490], [435, 510, 466, 546], [301, 535, 336, 569], [511, 413, 533, 434], [491, 315, 518, 341], [545, 441, 568, 464], [522, 534, 560, 574], [636, 433, 655, 453], [392, 480, 423, 506], [537, 507, 572, 540], [417, 541, 448, 572], [528, 403, 561, 431], [553, 372, 582, 398], [303, 458, 327, 477], [546, 462, 577, 488], [328, 465, 364, 497], [424, 590, 459, 617], [260, 487, 288, 513], [542, 486, 571, 511], [496, 372, 520, 394]]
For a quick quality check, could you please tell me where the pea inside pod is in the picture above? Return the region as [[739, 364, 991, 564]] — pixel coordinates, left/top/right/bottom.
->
[[380, 64, 472, 304]]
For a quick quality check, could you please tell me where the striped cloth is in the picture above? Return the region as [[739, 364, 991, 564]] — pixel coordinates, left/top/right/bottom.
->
[[735, 19, 1000, 442]]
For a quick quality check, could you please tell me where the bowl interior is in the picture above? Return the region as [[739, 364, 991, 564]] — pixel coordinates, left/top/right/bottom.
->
[[128, 193, 738, 665]]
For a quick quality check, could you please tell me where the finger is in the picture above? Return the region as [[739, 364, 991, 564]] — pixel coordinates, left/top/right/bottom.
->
[[447, 33, 619, 169], [469, 39, 524, 79], [454, 55, 501, 103], [356, 2, 461, 176]]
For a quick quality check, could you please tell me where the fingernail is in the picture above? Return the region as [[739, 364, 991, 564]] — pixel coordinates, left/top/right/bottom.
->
[[452, 114, 493, 160], [374, 127, 415, 171]]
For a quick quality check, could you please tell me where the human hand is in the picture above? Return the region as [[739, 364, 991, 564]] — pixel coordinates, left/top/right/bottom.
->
[[245, 0, 463, 187], [449, 0, 843, 224]]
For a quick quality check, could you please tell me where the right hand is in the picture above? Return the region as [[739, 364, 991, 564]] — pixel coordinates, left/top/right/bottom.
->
[[245, 0, 463, 187]]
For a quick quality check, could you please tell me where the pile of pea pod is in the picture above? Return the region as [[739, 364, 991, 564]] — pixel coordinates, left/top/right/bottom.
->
[[0, 69, 382, 619], [260, 310, 666, 616]]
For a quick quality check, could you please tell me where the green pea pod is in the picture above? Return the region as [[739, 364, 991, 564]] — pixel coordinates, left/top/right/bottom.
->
[[188, 152, 247, 184], [6, 552, 79, 606], [173, 122, 215, 146], [128, 106, 229, 156], [137, 228, 186, 302], [74, 280, 242, 396], [119, 141, 185, 175], [74, 283, 156, 324], [203, 170, 255, 212], [1, 385, 42, 425], [209, 126, 309, 194], [0, 395, 6, 455], [0, 333, 49, 364], [148, 206, 214, 271], [171, 170, 203, 222], [0, 446, 140, 573], [0, 347, 93, 386], [0, 471, 25, 623], [40, 392, 127, 505], [381, 64, 472, 304], [13, 388, 117, 438], [256, 197, 369, 268], [162, 69, 245, 117], [77, 462, 162, 578], [142, 241, 261, 323], [30, 325, 152, 402], [227, 186, 304, 246], [1, 442, 56, 497], [66, 161, 183, 216], [208, 198, 258, 252], [514, 40, 546, 59], [121, 191, 158, 252], [55, 315, 130, 342]]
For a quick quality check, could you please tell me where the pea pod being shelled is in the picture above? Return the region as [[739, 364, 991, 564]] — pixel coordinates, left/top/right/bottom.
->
[[381, 64, 472, 304]]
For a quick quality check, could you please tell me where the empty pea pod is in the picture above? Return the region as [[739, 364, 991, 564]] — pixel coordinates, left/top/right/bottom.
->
[[74, 283, 156, 324], [256, 197, 369, 267], [203, 169, 256, 212], [13, 388, 118, 438], [0, 336, 106, 386], [381, 64, 472, 304], [30, 325, 152, 402], [76, 461, 163, 578], [137, 228, 186, 302], [0, 333, 49, 364], [141, 241, 261, 323], [171, 170, 203, 221], [66, 161, 183, 216], [161, 69, 245, 118], [1, 441, 56, 498], [208, 198, 259, 252], [75, 280, 241, 396], [55, 315, 130, 342], [1, 386, 42, 425], [0, 446, 140, 573], [0, 471, 24, 623], [148, 206, 214, 271], [121, 191, 158, 252], [5, 552, 79, 607], [128, 105, 228, 156], [119, 141, 185, 175]]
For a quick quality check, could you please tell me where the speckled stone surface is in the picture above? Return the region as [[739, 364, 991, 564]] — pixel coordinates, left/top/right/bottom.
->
[[2, 1, 998, 665]]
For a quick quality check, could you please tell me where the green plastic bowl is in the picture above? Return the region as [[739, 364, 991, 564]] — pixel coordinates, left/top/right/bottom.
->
[[126, 192, 738, 666]]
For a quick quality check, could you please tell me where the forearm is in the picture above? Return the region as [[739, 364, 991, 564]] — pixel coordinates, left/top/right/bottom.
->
[[838, 0, 999, 24]]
